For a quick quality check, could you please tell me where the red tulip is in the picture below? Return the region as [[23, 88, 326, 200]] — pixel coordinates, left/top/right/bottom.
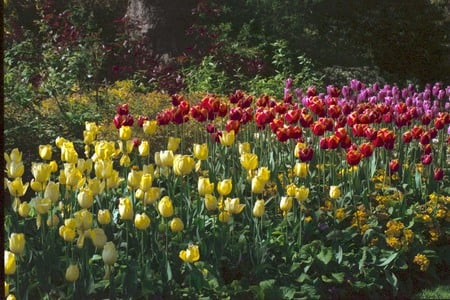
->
[[402, 131, 412, 143], [311, 121, 326, 136], [421, 154, 433, 165], [433, 168, 444, 181], [285, 109, 301, 124], [346, 149, 362, 166], [359, 142, 374, 157], [327, 135, 340, 149], [389, 159, 399, 173], [320, 137, 329, 150], [298, 147, 314, 162]]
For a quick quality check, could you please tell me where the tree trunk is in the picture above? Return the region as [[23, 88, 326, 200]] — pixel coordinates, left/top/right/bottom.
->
[[125, 0, 196, 58]]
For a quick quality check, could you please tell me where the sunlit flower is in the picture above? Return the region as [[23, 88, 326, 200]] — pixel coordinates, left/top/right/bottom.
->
[[198, 177, 214, 196], [413, 253, 430, 271], [119, 154, 131, 167], [295, 186, 309, 202], [286, 183, 296, 197], [329, 185, 341, 199], [119, 197, 134, 221], [6, 177, 29, 198], [179, 244, 200, 263], [204, 194, 218, 211], [280, 196, 293, 214], [34, 198, 52, 215], [74, 209, 93, 231], [134, 213, 151, 230], [251, 176, 265, 194], [173, 155, 195, 176], [18, 202, 30, 218], [119, 126, 132, 140], [240, 153, 258, 170], [143, 120, 158, 135], [61, 142, 78, 164], [77, 188, 94, 209], [219, 211, 231, 223], [88, 228, 107, 249], [127, 169, 143, 190], [256, 167, 271, 183], [106, 170, 123, 189], [158, 150, 174, 167], [293, 162, 308, 178], [139, 173, 153, 192], [220, 130, 235, 146], [59, 225, 76, 242], [4, 251, 16, 275], [97, 209, 111, 225], [102, 242, 118, 266], [139, 140, 149, 156], [239, 142, 251, 155]]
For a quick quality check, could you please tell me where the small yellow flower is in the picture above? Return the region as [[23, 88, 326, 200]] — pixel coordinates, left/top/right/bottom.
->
[[35, 198, 52, 215], [77, 188, 94, 209], [286, 183, 297, 197], [97, 209, 111, 225], [167, 137, 181, 152], [413, 253, 430, 271], [119, 126, 132, 140], [139, 173, 153, 192], [127, 169, 143, 190], [198, 177, 214, 196], [102, 242, 118, 266], [5, 160, 24, 178], [295, 186, 309, 202], [119, 197, 134, 221], [224, 197, 245, 214], [6, 178, 29, 198], [218, 211, 231, 223], [139, 140, 150, 156], [217, 179, 232, 196], [329, 185, 341, 199], [179, 244, 200, 263], [158, 150, 174, 167], [204, 194, 218, 211], [238, 142, 251, 155], [119, 154, 131, 167], [280, 196, 293, 213], [251, 176, 265, 194], [89, 228, 107, 249], [143, 120, 158, 135], [59, 225, 76, 242], [4, 251, 16, 275], [18, 201, 30, 217], [144, 187, 161, 205]]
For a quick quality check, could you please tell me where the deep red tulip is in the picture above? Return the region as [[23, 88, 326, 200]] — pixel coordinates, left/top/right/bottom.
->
[[346, 149, 362, 166], [359, 142, 374, 157], [433, 168, 444, 181], [116, 103, 129, 115], [225, 119, 240, 133], [327, 105, 342, 118], [311, 121, 326, 136], [422, 144, 432, 155], [340, 135, 352, 149], [320, 137, 329, 149], [285, 109, 301, 124], [270, 118, 284, 133], [276, 127, 289, 142], [389, 159, 400, 173], [298, 147, 314, 162], [421, 154, 433, 165], [411, 126, 423, 140], [421, 113, 432, 126], [306, 86, 317, 97], [132, 138, 141, 148], [299, 113, 314, 128], [402, 131, 413, 143], [229, 107, 243, 121], [327, 135, 340, 149], [420, 132, 431, 145]]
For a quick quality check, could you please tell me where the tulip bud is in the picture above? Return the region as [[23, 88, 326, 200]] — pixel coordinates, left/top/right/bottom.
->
[[239, 142, 251, 155], [170, 217, 184, 233], [252, 199, 265, 217], [65, 264, 80, 282], [9, 233, 25, 256], [102, 242, 118, 266], [218, 211, 230, 223], [329, 185, 341, 199], [4, 251, 16, 275], [251, 176, 265, 194], [5, 282, 9, 298], [143, 120, 158, 135], [134, 213, 151, 230], [193, 143, 208, 160], [77, 188, 94, 209], [45, 181, 60, 203], [59, 225, 76, 242], [158, 196, 174, 218], [280, 196, 293, 213], [89, 228, 107, 249], [293, 163, 308, 178]]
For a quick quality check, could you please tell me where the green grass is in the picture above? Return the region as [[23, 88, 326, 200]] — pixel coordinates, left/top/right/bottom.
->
[[413, 283, 450, 299]]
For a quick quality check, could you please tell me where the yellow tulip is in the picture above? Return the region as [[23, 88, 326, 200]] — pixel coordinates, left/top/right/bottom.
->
[[295, 186, 309, 202], [280, 196, 293, 213], [49, 160, 58, 173], [31, 162, 52, 183], [34, 198, 52, 215], [18, 201, 30, 217], [85, 121, 99, 134], [169, 217, 184, 233], [294, 162, 308, 178], [44, 181, 60, 203], [47, 214, 59, 227], [142, 164, 154, 175], [7, 294, 16, 300], [77, 158, 93, 174], [139, 140, 150, 156], [143, 120, 158, 135], [127, 169, 143, 190], [37, 144, 52, 161], [329, 185, 341, 199], [173, 155, 195, 176], [74, 209, 93, 231], [119, 140, 134, 154], [139, 173, 153, 192], [294, 142, 306, 158], [204, 194, 218, 211], [5, 160, 24, 179], [134, 213, 151, 230], [106, 170, 123, 189], [251, 176, 265, 194], [193, 143, 208, 160], [4, 148, 22, 162], [257, 167, 271, 183], [4, 251, 16, 275], [240, 153, 258, 170], [61, 142, 78, 164], [59, 225, 76, 242], [252, 199, 265, 217], [119, 197, 134, 221], [220, 130, 235, 146], [102, 242, 118, 266], [158, 196, 174, 218], [198, 177, 214, 196], [83, 130, 95, 145], [64, 164, 84, 190], [6, 177, 29, 198], [77, 188, 94, 209], [167, 137, 181, 152], [55, 137, 68, 148], [87, 178, 104, 196], [5, 281, 9, 297], [286, 183, 297, 197], [95, 141, 116, 160], [89, 228, 107, 249], [224, 197, 245, 214], [95, 159, 113, 179], [9, 233, 25, 256], [119, 154, 131, 167], [30, 180, 44, 192], [65, 264, 80, 282], [159, 150, 174, 167], [179, 244, 200, 263], [218, 211, 230, 223], [239, 142, 251, 155], [119, 126, 132, 140], [154, 151, 162, 166], [217, 179, 232, 196], [97, 209, 111, 225], [144, 187, 161, 205], [65, 218, 77, 229]]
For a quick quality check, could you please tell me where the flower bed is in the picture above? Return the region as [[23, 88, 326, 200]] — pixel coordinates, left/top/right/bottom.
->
[[4, 80, 450, 299]]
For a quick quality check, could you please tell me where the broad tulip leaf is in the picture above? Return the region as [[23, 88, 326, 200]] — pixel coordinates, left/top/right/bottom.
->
[[317, 246, 332, 265]]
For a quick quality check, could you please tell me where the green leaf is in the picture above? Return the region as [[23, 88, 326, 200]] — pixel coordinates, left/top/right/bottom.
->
[[331, 272, 345, 283], [385, 270, 399, 296], [166, 260, 173, 281], [317, 246, 333, 265], [336, 245, 343, 264], [378, 252, 399, 268]]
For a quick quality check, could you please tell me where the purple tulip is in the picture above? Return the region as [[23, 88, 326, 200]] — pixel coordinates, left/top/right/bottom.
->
[[285, 77, 293, 89]]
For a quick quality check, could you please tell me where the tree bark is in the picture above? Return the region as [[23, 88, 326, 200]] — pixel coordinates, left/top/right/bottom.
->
[[125, 0, 196, 57]]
